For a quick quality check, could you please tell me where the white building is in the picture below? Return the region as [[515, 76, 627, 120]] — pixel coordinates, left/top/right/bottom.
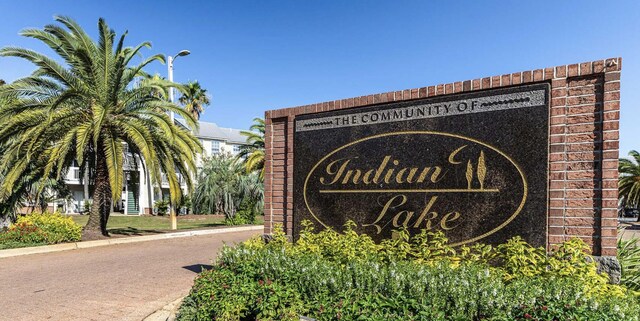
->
[[61, 121, 246, 215]]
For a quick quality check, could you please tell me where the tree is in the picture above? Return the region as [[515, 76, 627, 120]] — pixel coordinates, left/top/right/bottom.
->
[[238, 118, 265, 179], [178, 81, 210, 120], [192, 154, 263, 219], [620, 150, 640, 222], [0, 16, 201, 239], [0, 138, 71, 223]]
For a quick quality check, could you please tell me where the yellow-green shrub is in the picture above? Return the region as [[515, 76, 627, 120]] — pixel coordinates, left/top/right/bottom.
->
[[179, 221, 640, 321], [272, 221, 630, 299], [10, 212, 81, 244]]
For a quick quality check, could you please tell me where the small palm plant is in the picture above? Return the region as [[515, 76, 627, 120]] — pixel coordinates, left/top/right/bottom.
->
[[238, 118, 265, 179], [192, 154, 263, 219], [0, 16, 201, 238], [619, 150, 640, 222], [618, 230, 640, 292]]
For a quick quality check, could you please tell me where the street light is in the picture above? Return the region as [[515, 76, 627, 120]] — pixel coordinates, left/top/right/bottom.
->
[[166, 49, 189, 230], [167, 49, 190, 122]]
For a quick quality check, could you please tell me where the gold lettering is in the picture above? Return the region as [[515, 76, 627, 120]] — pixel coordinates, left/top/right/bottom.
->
[[440, 211, 461, 230], [384, 160, 399, 184], [392, 210, 414, 228], [448, 145, 467, 164], [416, 167, 431, 183], [416, 166, 445, 183], [430, 166, 445, 183], [320, 158, 352, 185], [320, 148, 465, 187], [363, 194, 406, 234], [362, 169, 375, 184], [413, 196, 439, 229], [372, 156, 392, 184], [341, 170, 353, 184], [349, 170, 363, 184], [405, 168, 419, 183], [395, 168, 408, 184]]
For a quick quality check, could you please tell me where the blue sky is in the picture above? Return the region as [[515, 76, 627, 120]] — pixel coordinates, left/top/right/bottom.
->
[[0, 1, 638, 154]]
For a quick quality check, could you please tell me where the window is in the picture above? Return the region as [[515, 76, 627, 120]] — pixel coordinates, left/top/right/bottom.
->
[[211, 140, 220, 155], [233, 144, 241, 154]]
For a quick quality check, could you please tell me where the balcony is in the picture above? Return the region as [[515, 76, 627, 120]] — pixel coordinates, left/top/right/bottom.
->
[[64, 167, 82, 184], [160, 173, 187, 188]]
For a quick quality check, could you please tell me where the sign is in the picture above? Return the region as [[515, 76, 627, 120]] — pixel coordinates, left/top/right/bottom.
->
[[294, 84, 549, 246]]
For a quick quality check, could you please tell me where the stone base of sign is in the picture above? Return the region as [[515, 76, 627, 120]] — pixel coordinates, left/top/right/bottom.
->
[[593, 255, 622, 284], [264, 58, 621, 256]]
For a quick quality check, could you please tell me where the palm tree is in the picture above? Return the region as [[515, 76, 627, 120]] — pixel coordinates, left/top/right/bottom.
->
[[0, 16, 201, 239], [192, 154, 263, 218], [178, 81, 210, 120], [619, 150, 640, 222], [0, 138, 71, 220], [238, 118, 265, 179]]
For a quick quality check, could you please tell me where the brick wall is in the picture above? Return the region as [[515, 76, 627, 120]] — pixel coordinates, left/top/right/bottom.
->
[[264, 58, 621, 256]]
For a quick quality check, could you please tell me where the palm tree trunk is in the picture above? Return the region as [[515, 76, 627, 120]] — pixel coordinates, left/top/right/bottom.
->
[[83, 146, 112, 239], [83, 169, 90, 204]]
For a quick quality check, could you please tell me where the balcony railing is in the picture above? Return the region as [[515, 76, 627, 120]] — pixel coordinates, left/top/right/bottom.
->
[[64, 167, 81, 183], [161, 173, 187, 187]]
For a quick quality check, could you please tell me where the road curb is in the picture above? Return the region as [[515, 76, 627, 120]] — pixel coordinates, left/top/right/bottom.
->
[[143, 295, 185, 321], [0, 225, 263, 259]]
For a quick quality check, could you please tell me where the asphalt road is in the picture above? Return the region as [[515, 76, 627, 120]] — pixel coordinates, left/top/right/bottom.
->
[[0, 230, 259, 321]]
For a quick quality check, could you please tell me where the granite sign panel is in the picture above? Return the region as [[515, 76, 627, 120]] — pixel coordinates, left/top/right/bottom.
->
[[293, 83, 550, 247]]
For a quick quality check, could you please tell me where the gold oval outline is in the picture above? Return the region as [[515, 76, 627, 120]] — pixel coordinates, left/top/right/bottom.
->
[[303, 131, 529, 246]]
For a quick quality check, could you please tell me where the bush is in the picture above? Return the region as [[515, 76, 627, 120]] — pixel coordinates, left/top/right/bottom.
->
[[155, 199, 169, 216], [83, 199, 92, 213], [224, 204, 259, 225], [619, 232, 640, 292], [0, 212, 81, 246], [177, 222, 640, 321]]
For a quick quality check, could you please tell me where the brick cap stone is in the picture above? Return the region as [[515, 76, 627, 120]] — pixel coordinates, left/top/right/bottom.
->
[[266, 57, 622, 117]]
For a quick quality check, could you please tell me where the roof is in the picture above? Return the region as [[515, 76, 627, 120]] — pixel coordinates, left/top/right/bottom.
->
[[177, 120, 246, 144]]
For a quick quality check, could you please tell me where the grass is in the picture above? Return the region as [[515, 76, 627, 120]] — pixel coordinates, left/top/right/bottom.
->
[[0, 214, 263, 250], [70, 214, 263, 236]]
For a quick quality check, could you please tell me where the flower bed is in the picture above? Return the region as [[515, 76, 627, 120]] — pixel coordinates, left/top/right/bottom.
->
[[177, 222, 640, 321]]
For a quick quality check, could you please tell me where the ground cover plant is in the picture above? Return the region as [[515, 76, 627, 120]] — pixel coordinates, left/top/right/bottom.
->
[[0, 212, 81, 249], [177, 221, 640, 321]]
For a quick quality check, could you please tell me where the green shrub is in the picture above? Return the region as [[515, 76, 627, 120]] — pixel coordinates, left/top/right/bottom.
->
[[0, 212, 81, 246], [224, 215, 248, 226], [177, 222, 640, 321], [155, 199, 169, 216], [0, 221, 48, 245], [83, 199, 92, 213]]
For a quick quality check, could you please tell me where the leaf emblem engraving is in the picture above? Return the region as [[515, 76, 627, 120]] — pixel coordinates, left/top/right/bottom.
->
[[477, 150, 487, 190], [466, 160, 473, 190]]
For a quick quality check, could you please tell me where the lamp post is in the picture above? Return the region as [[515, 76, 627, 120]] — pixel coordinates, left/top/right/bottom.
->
[[167, 49, 190, 122], [166, 49, 190, 230]]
